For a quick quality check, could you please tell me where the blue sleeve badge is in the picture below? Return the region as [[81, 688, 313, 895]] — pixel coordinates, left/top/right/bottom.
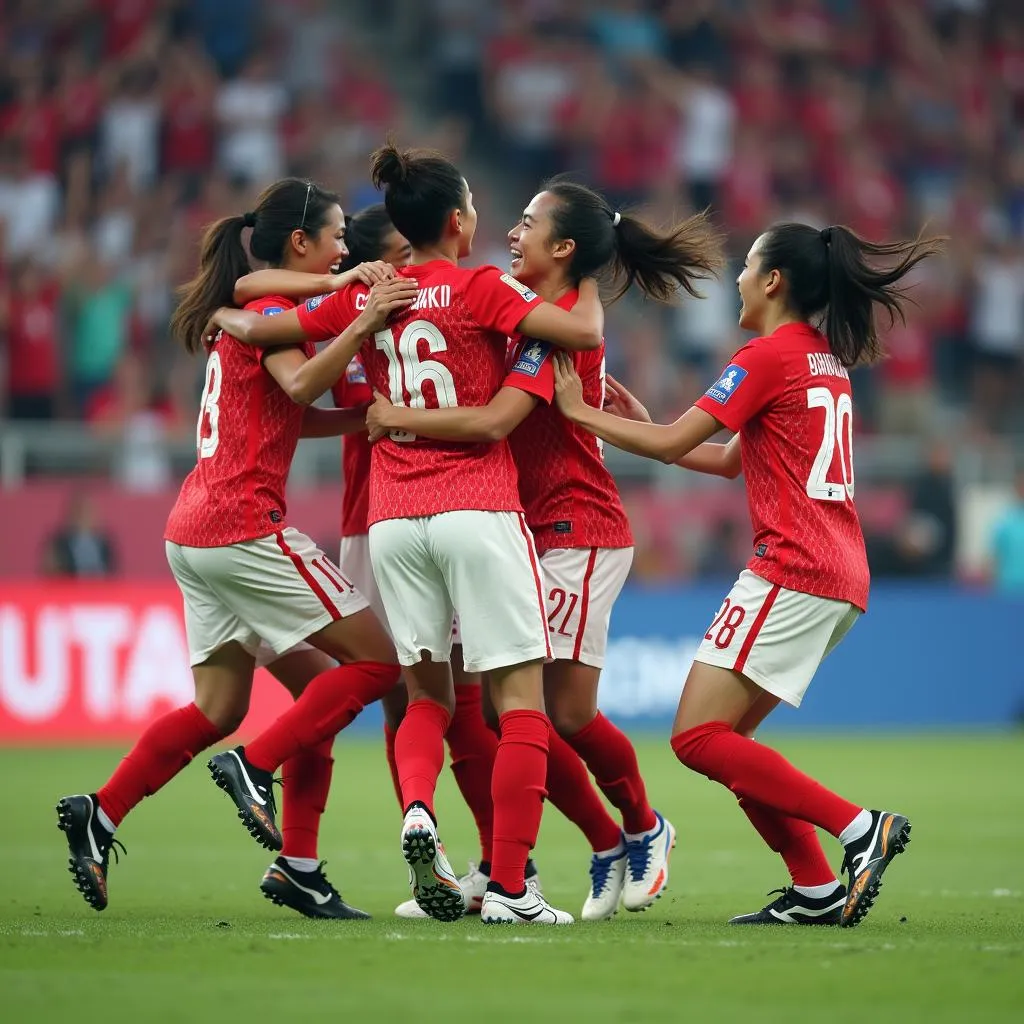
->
[[305, 293, 328, 312], [512, 340, 552, 377], [346, 358, 368, 384], [704, 363, 748, 404], [261, 305, 285, 316]]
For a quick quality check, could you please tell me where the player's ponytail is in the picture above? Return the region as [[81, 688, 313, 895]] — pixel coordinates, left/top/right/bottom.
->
[[757, 223, 945, 368], [171, 177, 341, 353], [542, 177, 723, 304], [170, 214, 250, 354], [370, 138, 466, 248]]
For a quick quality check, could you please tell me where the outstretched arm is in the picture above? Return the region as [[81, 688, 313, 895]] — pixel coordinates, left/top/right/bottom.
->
[[675, 434, 742, 478], [233, 263, 395, 305], [553, 353, 723, 463], [515, 277, 603, 351], [366, 386, 538, 444]]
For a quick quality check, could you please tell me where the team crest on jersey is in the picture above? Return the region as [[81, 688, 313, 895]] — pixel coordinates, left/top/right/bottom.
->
[[704, 364, 748, 405], [499, 273, 538, 302], [261, 306, 284, 316], [305, 293, 328, 311], [346, 358, 368, 384], [513, 340, 551, 377]]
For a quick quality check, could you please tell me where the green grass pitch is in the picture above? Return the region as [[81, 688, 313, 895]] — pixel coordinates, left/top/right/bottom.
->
[[2, 734, 1022, 1022]]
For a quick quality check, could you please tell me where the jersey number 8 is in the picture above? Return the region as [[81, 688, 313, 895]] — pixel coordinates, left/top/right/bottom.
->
[[375, 320, 459, 442], [806, 386, 854, 502], [196, 351, 222, 460]]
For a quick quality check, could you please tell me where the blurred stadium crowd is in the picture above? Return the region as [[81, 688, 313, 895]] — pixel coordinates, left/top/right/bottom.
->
[[1, 0, 1023, 585]]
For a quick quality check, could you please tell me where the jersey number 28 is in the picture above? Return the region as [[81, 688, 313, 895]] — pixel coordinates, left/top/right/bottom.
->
[[806, 386, 854, 501], [374, 320, 459, 442]]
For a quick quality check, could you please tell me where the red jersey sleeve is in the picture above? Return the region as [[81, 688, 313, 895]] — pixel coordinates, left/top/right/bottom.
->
[[243, 296, 296, 367], [295, 288, 358, 342], [502, 338, 555, 404], [332, 353, 373, 408], [462, 265, 543, 336], [694, 340, 786, 432]]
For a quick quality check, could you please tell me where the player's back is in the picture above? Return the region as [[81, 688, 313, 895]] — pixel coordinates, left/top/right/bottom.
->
[[349, 260, 542, 525], [165, 296, 311, 547], [700, 322, 869, 609]]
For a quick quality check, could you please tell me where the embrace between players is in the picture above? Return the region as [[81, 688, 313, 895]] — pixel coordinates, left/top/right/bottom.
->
[[57, 139, 941, 929]]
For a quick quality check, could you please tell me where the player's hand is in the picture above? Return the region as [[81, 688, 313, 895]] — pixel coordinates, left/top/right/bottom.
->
[[365, 390, 396, 443], [202, 308, 230, 345], [604, 373, 651, 422], [553, 352, 586, 419], [360, 278, 419, 330], [338, 261, 395, 289]]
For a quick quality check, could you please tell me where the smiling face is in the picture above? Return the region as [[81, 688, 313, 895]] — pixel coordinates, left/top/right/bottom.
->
[[507, 191, 573, 287], [736, 232, 780, 333], [290, 202, 348, 273]]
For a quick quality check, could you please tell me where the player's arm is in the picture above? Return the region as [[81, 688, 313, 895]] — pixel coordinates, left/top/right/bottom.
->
[[676, 435, 742, 478], [232, 263, 395, 305], [366, 386, 538, 444], [210, 305, 312, 347], [298, 406, 368, 438], [515, 277, 603, 351]]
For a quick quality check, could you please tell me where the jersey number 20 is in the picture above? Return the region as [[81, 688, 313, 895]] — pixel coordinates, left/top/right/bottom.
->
[[196, 351, 222, 460], [375, 320, 459, 442], [806, 386, 854, 501]]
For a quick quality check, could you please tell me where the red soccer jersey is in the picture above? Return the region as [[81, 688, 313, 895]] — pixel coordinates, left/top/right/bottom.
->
[[695, 322, 869, 610], [297, 261, 543, 525], [7, 283, 60, 395], [165, 296, 314, 547], [331, 353, 373, 537], [502, 290, 633, 555]]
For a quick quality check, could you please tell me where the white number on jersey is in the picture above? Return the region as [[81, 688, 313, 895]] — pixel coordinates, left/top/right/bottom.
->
[[374, 320, 459, 442], [196, 351, 222, 459], [806, 386, 854, 501]]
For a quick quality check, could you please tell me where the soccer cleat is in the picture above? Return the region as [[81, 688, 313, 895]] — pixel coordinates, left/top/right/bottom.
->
[[840, 810, 912, 928], [622, 811, 676, 912], [581, 844, 627, 921], [400, 806, 465, 922], [208, 746, 282, 851], [260, 858, 371, 920], [393, 861, 544, 919], [729, 885, 846, 925], [56, 794, 126, 912], [481, 886, 574, 925]]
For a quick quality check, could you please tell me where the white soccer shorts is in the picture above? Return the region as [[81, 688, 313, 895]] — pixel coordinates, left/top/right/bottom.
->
[[368, 510, 551, 674], [693, 569, 860, 707], [166, 527, 369, 667]]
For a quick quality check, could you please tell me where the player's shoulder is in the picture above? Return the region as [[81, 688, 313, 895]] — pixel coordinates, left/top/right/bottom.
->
[[244, 294, 297, 316], [466, 263, 540, 301]]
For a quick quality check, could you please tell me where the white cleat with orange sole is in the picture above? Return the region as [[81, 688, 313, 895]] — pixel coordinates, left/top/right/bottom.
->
[[622, 811, 676, 912], [400, 806, 465, 922]]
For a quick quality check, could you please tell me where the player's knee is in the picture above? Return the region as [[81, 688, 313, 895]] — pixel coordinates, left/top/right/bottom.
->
[[194, 694, 249, 736], [549, 705, 595, 738]]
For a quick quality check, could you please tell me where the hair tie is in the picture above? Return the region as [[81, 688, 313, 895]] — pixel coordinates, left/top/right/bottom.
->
[[612, 211, 621, 228], [820, 226, 833, 246], [242, 211, 257, 228]]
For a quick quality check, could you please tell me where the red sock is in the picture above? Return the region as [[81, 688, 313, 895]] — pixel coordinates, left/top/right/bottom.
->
[[97, 703, 225, 826], [567, 712, 657, 835], [446, 684, 497, 863], [738, 797, 836, 887], [246, 661, 400, 771], [395, 699, 451, 816], [545, 726, 622, 852], [383, 724, 403, 809], [280, 739, 334, 860], [489, 709, 549, 895], [672, 722, 861, 837]]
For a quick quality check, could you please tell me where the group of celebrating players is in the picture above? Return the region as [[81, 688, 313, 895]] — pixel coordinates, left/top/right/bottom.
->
[[56, 139, 940, 929]]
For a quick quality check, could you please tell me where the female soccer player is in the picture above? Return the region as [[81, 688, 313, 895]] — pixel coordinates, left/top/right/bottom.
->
[[56, 178, 413, 914], [233, 205, 506, 918], [364, 178, 723, 919], [551, 221, 942, 928], [207, 142, 610, 925]]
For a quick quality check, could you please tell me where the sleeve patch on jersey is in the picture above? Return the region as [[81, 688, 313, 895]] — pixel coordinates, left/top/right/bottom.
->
[[512, 340, 552, 377], [499, 273, 538, 302], [704, 364, 748, 405], [345, 359, 368, 384], [305, 293, 328, 311], [261, 306, 285, 316]]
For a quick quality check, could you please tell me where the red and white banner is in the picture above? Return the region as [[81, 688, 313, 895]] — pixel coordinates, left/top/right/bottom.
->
[[0, 583, 294, 744]]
